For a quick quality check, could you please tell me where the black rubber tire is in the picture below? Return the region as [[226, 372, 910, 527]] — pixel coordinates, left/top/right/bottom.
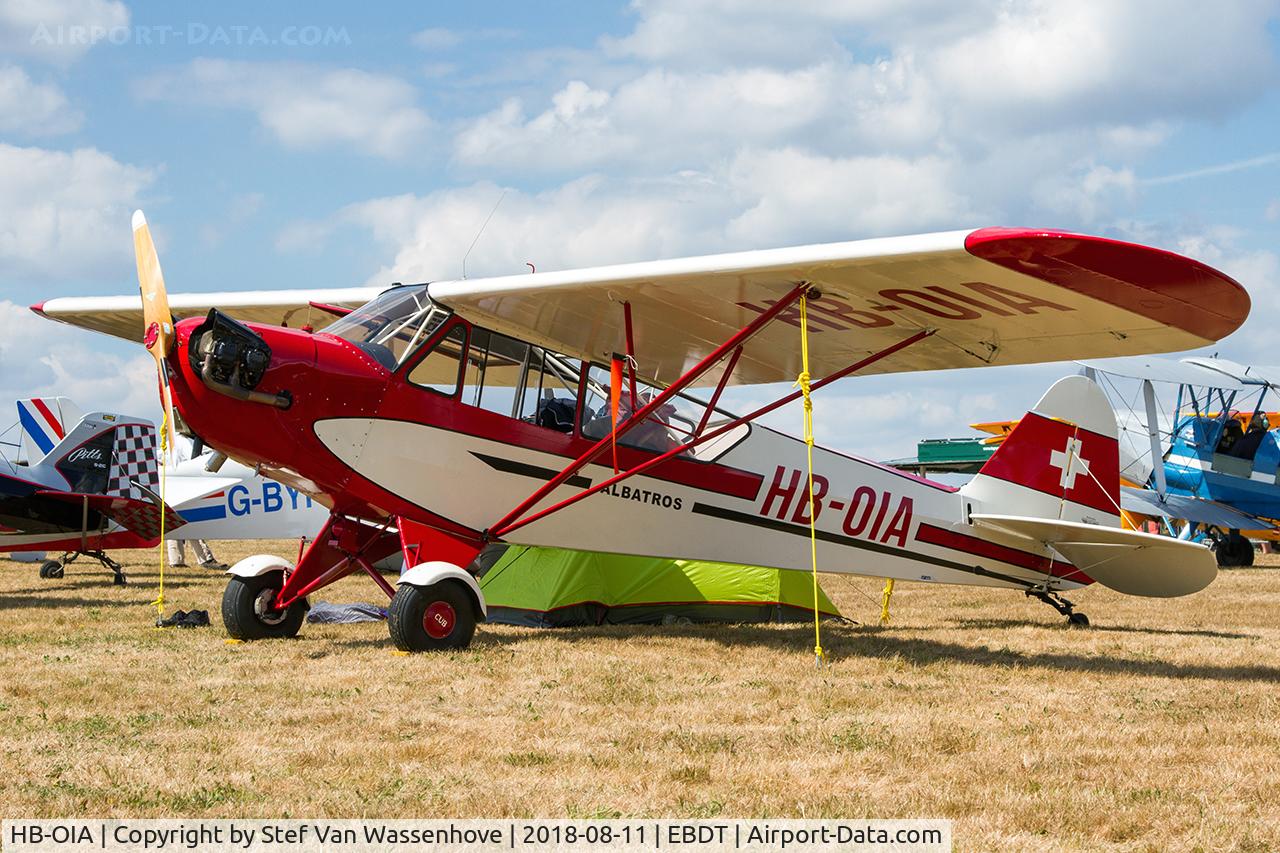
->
[[388, 580, 477, 652], [1067, 612, 1090, 628], [39, 560, 61, 579], [1211, 529, 1237, 567], [112, 572, 126, 586], [221, 571, 307, 640], [1230, 533, 1255, 567]]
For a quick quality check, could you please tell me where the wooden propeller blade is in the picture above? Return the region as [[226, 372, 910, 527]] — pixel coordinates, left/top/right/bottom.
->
[[133, 210, 173, 359], [132, 210, 178, 458]]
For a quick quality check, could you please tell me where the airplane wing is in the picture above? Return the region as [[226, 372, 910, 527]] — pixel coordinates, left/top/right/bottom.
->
[[1077, 355, 1249, 389], [32, 287, 383, 343], [429, 228, 1249, 386], [36, 490, 187, 541], [1120, 486, 1275, 531]]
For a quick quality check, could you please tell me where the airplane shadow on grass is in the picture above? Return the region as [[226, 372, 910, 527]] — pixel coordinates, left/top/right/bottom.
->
[[948, 617, 1257, 641], [330, 620, 1280, 683]]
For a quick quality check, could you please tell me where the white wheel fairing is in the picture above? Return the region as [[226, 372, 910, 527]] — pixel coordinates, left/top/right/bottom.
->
[[227, 553, 296, 578], [398, 560, 487, 617]]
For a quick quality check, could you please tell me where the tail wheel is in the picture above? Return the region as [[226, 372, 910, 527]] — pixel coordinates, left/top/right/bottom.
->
[[222, 570, 307, 640], [38, 560, 63, 579], [389, 580, 476, 652]]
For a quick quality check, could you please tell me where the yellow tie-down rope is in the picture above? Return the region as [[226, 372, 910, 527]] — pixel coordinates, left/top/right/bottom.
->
[[880, 578, 895, 625], [794, 294, 826, 667], [152, 414, 169, 625]]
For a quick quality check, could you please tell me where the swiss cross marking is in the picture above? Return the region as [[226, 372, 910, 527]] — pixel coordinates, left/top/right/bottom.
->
[[1049, 437, 1089, 490]]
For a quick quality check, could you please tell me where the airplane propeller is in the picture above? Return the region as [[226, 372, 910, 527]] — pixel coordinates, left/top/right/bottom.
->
[[132, 209, 177, 460]]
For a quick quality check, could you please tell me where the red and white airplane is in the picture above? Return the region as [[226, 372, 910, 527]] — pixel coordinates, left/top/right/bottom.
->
[[35, 215, 1249, 649]]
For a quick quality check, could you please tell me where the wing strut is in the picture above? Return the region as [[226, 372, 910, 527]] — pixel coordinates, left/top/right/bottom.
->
[[486, 280, 812, 537], [486, 299, 935, 539]]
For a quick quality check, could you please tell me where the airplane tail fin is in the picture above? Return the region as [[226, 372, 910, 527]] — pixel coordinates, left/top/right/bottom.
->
[[16, 397, 83, 464], [960, 376, 1216, 597], [41, 412, 161, 501], [32, 411, 183, 542], [960, 375, 1122, 526]]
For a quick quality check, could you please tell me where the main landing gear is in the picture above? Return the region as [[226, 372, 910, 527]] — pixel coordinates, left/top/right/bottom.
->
[[219, 515, 487, 649], [38, 550, 126, 585], [1026, 588, 1089, 627], [1208, 528, 1254, 568], [388, 580, 477, 652], [222, 570, 308, 640]]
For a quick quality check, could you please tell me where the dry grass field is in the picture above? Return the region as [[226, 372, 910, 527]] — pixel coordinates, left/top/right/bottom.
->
[[1, 540, 1278, 851]]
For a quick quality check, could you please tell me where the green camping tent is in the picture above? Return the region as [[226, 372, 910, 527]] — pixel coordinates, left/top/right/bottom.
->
[[476, 545, 841, 627]]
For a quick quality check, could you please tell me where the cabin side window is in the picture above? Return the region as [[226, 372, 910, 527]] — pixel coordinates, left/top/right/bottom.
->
[[579, 364, 750, 461], [407, 325, 467, 397], [520, 348, 582, 432], [457, 327, 581, 432]]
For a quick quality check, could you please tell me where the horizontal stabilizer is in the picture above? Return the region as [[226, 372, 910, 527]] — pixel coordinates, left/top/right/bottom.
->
[[37, 489, 186, 542], [972, 513, 1216, 597]]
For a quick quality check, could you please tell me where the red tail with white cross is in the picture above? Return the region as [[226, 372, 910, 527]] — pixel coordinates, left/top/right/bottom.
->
[[962, 376, 1122, 525]]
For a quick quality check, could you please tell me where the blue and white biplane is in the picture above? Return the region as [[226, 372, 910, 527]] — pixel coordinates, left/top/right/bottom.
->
[[1080, 356, 1280, 566]]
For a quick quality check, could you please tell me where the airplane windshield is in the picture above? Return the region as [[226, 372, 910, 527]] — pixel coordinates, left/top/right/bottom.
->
[[321, 285, 448, 370]]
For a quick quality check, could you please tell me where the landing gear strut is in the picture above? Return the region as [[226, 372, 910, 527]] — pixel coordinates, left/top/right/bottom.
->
[[1208, 528, 1254, 568], [1026, 588, 1089, 627], [38, 550, 126, 584]]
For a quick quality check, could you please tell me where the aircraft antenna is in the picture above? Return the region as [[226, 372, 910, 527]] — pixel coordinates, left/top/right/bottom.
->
[[461, 189, 507, 280]]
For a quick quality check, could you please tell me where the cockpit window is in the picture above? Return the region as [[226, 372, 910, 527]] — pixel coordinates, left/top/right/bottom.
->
[[321, 285, 447, 370]]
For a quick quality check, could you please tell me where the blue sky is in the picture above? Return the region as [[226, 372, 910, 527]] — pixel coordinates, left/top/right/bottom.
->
[[2, 0, 1280, 459]]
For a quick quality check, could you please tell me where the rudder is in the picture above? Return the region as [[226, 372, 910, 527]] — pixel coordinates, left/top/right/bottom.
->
[[960, 375, 1121, 526], [16, 397, 83, 464]]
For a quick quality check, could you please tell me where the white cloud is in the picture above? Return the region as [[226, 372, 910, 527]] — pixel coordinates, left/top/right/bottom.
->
[[0, 301, 159, 426], [0, 143, 156, 282], [291, 143, 971, 290], [721, 375, 1024, 462], [0, 0, 129, 64], [1031, 163, 1137, 223], [605, 0, 969, 68], [723, 148, 972, 244], [411, 27, 461, 50], [279, 176, 740, 282], [457, 0, 1277, 185], [137, 59, 432, 159], [0, 65, 82, 135], [610, 0, 1276, 123], [1170, 230, 1280, 365]]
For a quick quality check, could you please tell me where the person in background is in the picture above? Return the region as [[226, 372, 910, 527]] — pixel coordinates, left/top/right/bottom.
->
[[1229, 412, 1270, 461], [167, 537, 227, 571], [165, 434, 229, 570]]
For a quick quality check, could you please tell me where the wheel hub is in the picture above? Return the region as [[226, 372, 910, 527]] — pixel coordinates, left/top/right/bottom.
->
[[253, 587, 287, 626], [423, 601, 456, 639]]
